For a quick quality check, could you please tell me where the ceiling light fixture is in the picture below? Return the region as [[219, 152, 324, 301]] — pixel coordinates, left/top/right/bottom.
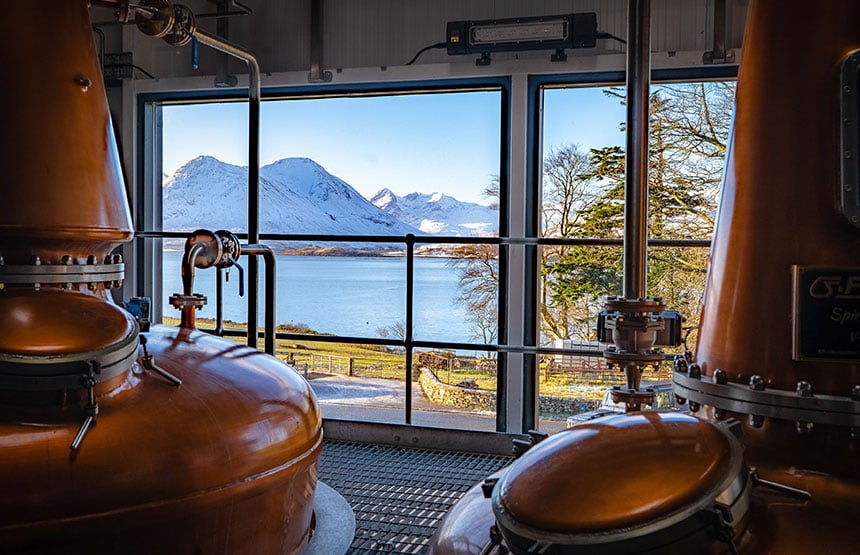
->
[[446, 13, 598, 65]]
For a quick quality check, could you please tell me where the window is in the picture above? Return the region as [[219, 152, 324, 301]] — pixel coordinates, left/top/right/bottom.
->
[[535, 79, 736, 427], [138, 72, 736, 434], [142, 84, 507, 431]]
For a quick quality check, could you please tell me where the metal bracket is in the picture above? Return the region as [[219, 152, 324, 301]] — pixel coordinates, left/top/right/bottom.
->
[[207, 0, 239, 87], [702, 0, 735, 64], [840, 51, 860, 228], [102, 51, 134, 84], [308, 0, 332, 83]]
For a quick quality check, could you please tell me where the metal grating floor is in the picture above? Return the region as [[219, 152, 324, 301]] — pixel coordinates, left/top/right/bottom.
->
[[318, 440, 512, 554]]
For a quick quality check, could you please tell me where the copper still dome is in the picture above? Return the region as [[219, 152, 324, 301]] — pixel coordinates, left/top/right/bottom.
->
[[0, 2, 322, 553]]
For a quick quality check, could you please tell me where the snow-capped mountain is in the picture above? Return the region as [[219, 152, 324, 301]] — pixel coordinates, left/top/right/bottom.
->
[[370, 188, 499, 236], [162, 156, 420, 238]]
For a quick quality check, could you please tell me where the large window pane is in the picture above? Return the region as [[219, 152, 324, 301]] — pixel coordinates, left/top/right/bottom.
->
[[157, 88, 503, 431], [538, 80, 734, 428]]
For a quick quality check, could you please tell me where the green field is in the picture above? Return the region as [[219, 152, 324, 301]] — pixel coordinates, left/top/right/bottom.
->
[[158, 317, 667, 401]]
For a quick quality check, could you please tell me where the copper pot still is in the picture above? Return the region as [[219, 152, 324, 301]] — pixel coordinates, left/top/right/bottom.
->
[[0, 3, 322, 554], [431, 0, 860, 553]]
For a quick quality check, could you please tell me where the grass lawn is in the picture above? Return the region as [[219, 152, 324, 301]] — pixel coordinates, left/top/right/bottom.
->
[[158, 317, 629, 400]]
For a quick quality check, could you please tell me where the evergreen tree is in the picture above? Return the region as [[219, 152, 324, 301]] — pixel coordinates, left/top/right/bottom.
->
[[452, 81, 735, 346], [541, 81, 735, 344]]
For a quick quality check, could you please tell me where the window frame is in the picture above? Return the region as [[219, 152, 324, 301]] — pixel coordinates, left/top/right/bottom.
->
[[523, 66, 738, 430], [135, 77, 513, 430]]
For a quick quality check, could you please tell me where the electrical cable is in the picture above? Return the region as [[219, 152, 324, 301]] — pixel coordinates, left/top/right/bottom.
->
[[132, 64, 156, 79], [597, 31, 627, 45], [405, 41, 446, 66]]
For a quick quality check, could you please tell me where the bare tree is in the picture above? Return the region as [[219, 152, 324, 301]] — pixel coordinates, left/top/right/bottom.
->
[[539, 81, 736, 343], [450, 244, 499, 344]]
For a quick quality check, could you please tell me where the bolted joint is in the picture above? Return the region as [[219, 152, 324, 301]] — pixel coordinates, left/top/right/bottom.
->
[[796, 421, 814, 434], [673, 356, 688, 374], [713, 368, 728, 385], [852, 385, 860, 401], [749, 375, 765, 391], [797, 381, 813, 397], [689, 401, 701, 413], [750, 414, 765, 428], [714, 408, 727, 421], [688, 364, 702, 379]]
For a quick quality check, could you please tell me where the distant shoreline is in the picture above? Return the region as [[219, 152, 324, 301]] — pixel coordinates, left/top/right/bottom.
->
[[161, 242, 472, 258]]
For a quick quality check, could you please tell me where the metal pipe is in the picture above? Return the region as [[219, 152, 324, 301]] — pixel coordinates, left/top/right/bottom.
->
[[181, 243, 206, 296], [192, 27, 261, 349], [241, 245, 276, 356], [405, 234, 415, 425], [215, 267, 224, 336], [622, 0, 651, 300]]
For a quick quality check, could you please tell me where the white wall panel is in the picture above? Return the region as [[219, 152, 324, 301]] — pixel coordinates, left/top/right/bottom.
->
[[108, 1, 746, 81]]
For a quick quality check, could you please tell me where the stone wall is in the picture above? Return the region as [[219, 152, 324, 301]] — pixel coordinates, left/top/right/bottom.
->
[[418, 369, 495, 411], [538, 395, 600, 416], [418, 368, 602, 416]]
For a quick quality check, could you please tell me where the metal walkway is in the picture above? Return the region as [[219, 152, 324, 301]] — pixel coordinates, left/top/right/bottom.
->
[[319, 440, 511, 554]]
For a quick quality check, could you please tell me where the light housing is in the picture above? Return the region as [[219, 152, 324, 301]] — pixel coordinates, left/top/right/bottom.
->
[[446, 13, 597, 56]]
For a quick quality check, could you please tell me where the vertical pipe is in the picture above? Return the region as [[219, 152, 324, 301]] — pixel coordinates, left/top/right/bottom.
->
[[215, 266, 224, 335], [239, 245, 276, 354], [405, 234, 415, 425], [193, 28, 261, 348], [623, 0, 651, 300]]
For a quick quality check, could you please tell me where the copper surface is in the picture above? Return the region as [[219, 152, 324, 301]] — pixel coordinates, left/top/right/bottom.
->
[[0, 326, 323, 554], [428, 471, 504, 554], [496, 413, 731, 533], [0, 3, 323, 553], [432, 1, 860, 553], [0, 1, 132, 263], [0, 289, 135, 355], [432, 465, 860, 554], [695, 0, 860, 396]]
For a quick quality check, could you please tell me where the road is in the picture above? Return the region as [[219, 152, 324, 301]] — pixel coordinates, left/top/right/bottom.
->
[[308, 374, 568, 434]]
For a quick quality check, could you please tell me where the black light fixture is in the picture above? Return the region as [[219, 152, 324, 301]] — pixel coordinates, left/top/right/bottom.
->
[[446, 13, 598, 65]]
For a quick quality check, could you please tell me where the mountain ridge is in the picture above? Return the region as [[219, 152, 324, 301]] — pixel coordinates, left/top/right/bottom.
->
[[162, 156, 498, 253]]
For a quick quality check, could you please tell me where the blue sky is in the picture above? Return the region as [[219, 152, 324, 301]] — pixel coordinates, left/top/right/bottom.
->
[[542, 86, 625, 156], [162, 86, 625, 205]]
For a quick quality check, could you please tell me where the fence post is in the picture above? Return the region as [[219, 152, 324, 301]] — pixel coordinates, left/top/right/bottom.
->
[[348, 358, 354, 377]]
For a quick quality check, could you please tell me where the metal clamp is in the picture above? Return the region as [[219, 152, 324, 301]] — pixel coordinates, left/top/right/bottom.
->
[[139, 335, 182, 386], [0, 262, 124, 285], [672, 366, 860, 428], [0, 322, 139, 392], [168, 292, 207, 310], [70, 361, 101, 452]]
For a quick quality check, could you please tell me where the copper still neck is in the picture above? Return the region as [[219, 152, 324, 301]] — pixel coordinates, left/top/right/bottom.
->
[[0, 1, 132, 267], [0, 2, 138, 424]]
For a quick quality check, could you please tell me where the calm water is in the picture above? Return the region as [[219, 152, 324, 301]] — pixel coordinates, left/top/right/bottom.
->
[[161, 252, 479, 343]]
